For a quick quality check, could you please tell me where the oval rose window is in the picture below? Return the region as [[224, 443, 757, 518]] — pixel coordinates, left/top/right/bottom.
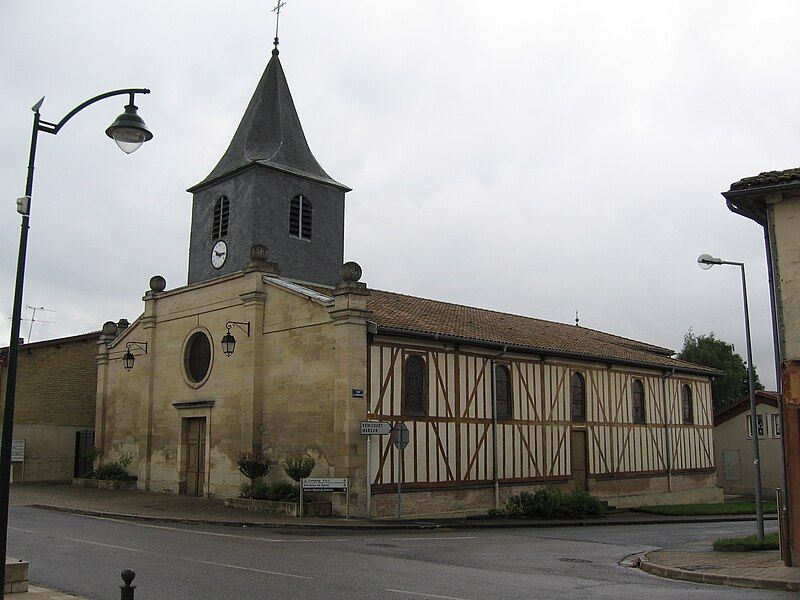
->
[[184, 331, 211, 384]]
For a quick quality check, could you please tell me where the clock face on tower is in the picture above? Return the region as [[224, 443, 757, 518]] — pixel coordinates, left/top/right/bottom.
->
[[211, 240, 227, 269]]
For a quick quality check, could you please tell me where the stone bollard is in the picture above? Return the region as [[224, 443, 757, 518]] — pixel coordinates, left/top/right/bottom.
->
[[120, 569, 136, 600]]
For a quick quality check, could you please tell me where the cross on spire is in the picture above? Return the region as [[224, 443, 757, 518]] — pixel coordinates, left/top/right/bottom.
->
[[272, 0, 287, 49]]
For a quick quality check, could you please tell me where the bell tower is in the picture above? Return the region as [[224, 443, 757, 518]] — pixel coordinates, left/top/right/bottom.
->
[[186, 45, 350, 286]]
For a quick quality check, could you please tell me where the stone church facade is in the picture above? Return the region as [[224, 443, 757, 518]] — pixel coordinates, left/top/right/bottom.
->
[[94, 45, 722, 517]]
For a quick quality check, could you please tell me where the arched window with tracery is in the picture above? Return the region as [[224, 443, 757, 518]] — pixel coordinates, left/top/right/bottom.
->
[[289, 195, 312, 240], [495, 364, 512, 419], [632, 379, 645, 424], [571, 372, 585, 421], [403, 355, 426, 416], [681, 384, 694, 424], [212, 196, 230, 240]]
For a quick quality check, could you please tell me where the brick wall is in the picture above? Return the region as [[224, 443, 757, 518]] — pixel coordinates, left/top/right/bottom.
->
[[0, 334, 98, 427]]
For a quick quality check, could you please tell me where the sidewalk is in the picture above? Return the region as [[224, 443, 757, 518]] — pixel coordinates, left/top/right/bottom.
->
[[10, 482, 778, 530], [639, 549, 800, 592], [7, 584, 85, 599]]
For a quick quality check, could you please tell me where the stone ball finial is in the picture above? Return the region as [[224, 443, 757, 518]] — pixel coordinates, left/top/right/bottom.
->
[[102, 321, 118, 336], [149, 275, 166, 293], [250, 244, 268, 262], [341, 261, 363, 283], [117, 319, 130, 331], [120, 569, 136, 585]]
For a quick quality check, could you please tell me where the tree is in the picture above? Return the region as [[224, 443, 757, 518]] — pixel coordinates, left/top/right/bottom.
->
[[677, 331, 764, 411]]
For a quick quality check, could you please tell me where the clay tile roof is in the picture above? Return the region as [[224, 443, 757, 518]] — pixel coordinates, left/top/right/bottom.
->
[[713, 391, 778, 425], [367, 289, 718, 375], [729, 167, 800, 191]]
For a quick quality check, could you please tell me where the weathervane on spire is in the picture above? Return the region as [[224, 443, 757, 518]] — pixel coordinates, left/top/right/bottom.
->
[[272, 0, 287, 49], [575, 310, 580, 327]]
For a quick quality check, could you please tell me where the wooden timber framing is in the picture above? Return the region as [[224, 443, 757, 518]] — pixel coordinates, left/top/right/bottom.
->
[[367, 337, 715, 490]]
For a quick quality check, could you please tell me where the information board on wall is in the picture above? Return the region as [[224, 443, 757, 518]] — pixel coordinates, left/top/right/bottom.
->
[[11, 440, 25, 463]]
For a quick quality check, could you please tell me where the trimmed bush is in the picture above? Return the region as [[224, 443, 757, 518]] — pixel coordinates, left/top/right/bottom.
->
[[490, 487, 607, 519], [238, 481, 300, 502], [237, 451, 271, 496], [282, 454, 315, 482]]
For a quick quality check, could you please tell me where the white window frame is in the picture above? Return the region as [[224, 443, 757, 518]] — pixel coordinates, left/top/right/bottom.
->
[[770, 413, 782, 438], [746, 412, 765, 439]]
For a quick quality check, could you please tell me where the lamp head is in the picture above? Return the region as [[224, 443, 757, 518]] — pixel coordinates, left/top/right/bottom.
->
[[221, 330, 236, 357], [106, 104, 153, 154], [122, 349, 135, 371], [697, 253, 722, 270]]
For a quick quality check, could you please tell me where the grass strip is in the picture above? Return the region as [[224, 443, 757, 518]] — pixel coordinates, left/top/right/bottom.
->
[[713, 531, 779, 552], [633, 501, 776, 516]]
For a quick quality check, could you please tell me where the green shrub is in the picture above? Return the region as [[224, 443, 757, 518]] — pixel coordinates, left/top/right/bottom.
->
[[282, 454, 315, 482], [238, 481, 300, 502], [92, 452, 136, 481], [713, 532, 779, 552], [490, 487, 606, 519], [237, 451, 271, 495]]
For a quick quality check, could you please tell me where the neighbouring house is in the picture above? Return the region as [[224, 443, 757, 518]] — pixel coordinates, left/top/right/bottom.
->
[[93, 42, 723, 517], [724, 168, 800, 565], [714, 391, 783, 497], [0, 332, 100, 482]]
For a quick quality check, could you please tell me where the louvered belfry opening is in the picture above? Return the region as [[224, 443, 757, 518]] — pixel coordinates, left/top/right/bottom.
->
[[212, 196, 230, 240], [290, 195, 312, 240]]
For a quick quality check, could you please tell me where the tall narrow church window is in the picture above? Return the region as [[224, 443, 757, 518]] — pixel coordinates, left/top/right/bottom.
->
[[571, 372, 585, 421], [632, 379, 646, 424], [403, 355, 426, 416], [681, 384, 694, 424], [495, 364, 512, 419], [289, 195, 312, 240], [212, 196, 230, 240]]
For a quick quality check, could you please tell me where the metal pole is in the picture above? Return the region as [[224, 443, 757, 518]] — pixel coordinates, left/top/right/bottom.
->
[[346, 480, 350, 520], [299, 478, 304, 518], [397, 447, 402, 519], [366, 434, 372, 520], [740, 262, 765, 541], [0, 111, 40, 586]]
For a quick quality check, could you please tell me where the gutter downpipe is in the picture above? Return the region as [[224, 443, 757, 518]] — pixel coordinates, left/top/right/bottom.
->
[[763, 207, 793, 562], [490, 346, 507, 510], [662, 369, 675, 492]]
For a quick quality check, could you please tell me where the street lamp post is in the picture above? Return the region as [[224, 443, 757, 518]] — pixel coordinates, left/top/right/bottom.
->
[[697, 253, 765, 541], [0, 88, 153, 585]]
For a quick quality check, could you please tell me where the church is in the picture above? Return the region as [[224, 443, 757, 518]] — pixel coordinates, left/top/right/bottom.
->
[[94, 43, 723, 517]]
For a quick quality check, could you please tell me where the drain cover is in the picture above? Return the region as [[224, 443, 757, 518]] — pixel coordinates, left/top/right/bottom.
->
[[558, 557, 592, 564], [680, 564, 722, 572]]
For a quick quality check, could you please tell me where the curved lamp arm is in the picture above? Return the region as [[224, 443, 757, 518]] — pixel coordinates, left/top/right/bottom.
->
[[37, 88, 150, 135]]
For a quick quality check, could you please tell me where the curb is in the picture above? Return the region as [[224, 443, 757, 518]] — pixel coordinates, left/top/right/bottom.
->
[[638, 552, 799, 592], [24, 504, 776, 532]]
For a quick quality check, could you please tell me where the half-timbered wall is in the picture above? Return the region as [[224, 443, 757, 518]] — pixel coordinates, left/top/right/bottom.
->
[[368, 338, 714, 492]]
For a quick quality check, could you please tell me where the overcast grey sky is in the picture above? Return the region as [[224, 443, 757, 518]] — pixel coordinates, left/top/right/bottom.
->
[[2, 1, 797, 387]]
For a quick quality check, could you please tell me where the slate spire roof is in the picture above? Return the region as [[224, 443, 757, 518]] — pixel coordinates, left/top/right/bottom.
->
[[189, 48, 348, 192]]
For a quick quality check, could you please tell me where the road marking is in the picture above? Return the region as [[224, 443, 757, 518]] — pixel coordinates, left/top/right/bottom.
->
[[386, 589, 469, 600], [181, 557, 313, 580], [9, 527, 39, 534], [65, 538, 142, 553], [389, 536, 477, 542]]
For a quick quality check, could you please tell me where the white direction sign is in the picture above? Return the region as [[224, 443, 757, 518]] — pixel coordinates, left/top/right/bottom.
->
[[11, 440, 25, 463], [360, 421, 392, 436], [301, 477, 348, 492]]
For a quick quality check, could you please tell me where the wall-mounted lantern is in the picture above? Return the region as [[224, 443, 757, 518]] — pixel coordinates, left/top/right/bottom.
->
[[122, 341, 148, 371], [221, 321, 250, 357]]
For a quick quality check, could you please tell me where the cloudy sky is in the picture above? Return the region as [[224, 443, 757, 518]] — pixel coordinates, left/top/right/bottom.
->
[[2, 1, 797, 387]]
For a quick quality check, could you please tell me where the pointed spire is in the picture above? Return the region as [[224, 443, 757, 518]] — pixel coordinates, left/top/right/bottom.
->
[[189, 48, 348, 192]]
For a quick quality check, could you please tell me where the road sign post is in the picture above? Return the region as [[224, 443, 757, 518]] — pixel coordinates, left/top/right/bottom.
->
[[393, 422, 409, 518], [361, 421, 393, 520], [300, 478, 349, 519]]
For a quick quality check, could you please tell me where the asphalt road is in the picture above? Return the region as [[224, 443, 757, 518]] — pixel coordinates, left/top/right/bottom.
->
[[7, 506, 788, 600]]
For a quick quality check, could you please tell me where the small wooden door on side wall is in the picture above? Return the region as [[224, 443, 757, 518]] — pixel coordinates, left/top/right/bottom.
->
[[570, 429, 588, 491], [182, 417, 206, 496]]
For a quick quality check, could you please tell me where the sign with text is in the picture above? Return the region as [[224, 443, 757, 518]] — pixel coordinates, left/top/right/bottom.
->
[[352, 389, 365, 398], [11, 440, 25, 463], [301, 477, 348, 492], [360, 421, 392, 436]]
